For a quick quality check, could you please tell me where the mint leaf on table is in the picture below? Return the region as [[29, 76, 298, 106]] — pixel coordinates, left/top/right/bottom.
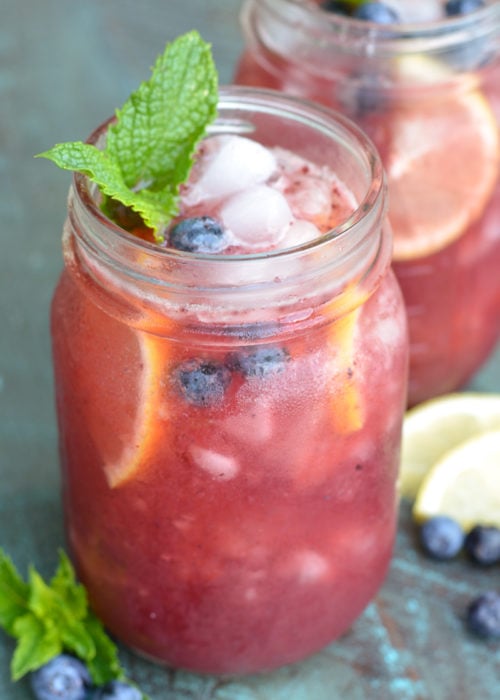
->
[[37, 30, 219, 240], [0, 551, 30, 635], [0, 548, 131, 687]]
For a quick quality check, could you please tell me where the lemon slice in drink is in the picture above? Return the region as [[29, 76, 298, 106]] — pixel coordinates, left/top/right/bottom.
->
[[103, 332, 170, 488], [413, 430, 500, 530], [385, 67, 499, 261], [399, 392, 500, 500]]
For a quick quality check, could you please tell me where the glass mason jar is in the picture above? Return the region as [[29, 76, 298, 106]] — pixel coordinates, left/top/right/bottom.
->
[[51, 87, 408, 675], [235, 0, 500, 406]]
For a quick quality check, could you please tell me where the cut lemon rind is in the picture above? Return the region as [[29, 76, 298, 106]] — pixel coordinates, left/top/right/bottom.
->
[[413, 429, 500, 530], [399, 392, 500, 500], [104, 333, 169, 488], [329, 306, 364, 434]]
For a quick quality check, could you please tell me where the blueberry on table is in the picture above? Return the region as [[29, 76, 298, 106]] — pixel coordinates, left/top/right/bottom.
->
[[169, 216, 228, 253], [228, 346, 289, 378], [176, 359, 231, 406], [466, 591, 500, 639], [419, 515, 464, 560], [353, 2, 400, 23], [30, 655, 91, 700], [93, 680, 142, 700], [464, 525, 500, 566], [445, 0, 485, 17]]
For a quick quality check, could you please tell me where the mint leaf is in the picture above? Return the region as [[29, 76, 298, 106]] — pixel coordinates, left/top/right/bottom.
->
[[107, 30, 218, 190], [0, 549, 29, 635], [11, 613, 61, 681], [82, 613, 123, 685], [0, 549, 137, 688], [50, 550, 87, 620], [37, 30, 218, 240]]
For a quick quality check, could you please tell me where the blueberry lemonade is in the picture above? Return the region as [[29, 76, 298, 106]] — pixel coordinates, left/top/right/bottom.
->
[[235, 0, 500, 406], [43, 33, 408, 674]]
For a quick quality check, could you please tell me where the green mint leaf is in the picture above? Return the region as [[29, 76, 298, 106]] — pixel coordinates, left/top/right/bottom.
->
[[107, 30, 218, 190], [36, 142, 179, 233], [0, 549, 29, 635], [0, 549, 133, 688], [50, 550, 88, 621], [11, 613, 61, 681], [37, 30, 218, 240], [82, 613, 123, 685]]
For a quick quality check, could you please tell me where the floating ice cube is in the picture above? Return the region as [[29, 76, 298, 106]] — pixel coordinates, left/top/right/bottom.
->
[[285, 219, 321, 248], [286, 176, 332, 223], [387, 0, 443, 22], [185, 135, 277, 204], [223, 404, 274, 444], [221, 185, 293, 250], [189, 446, 239, 480]]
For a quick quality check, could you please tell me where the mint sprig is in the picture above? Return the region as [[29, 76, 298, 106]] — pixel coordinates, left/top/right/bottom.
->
[[0, 548, 142, 692], [37, 30, 218, 240]]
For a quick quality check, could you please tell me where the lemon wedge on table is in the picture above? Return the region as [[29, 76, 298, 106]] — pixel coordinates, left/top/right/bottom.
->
[[413, 430, 500, 531], [399, 392, 500, 500]]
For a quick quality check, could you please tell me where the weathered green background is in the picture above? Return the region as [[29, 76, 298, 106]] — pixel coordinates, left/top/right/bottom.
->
[[1, 1, 499, 698]]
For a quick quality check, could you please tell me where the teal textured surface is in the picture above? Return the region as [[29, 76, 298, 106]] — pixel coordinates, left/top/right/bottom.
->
[[1, 1, 499, 698]]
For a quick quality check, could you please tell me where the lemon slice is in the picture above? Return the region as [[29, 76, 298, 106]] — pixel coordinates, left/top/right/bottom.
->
[[413, 430, 500, 530], [399, 392, 500, 499], [103, 332, 170, 488], [386, 71, 499, 261]]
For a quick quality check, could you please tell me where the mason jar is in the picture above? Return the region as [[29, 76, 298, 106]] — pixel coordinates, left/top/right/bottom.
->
[[51, 87, 408, 674], [235, 0, 500, 405]]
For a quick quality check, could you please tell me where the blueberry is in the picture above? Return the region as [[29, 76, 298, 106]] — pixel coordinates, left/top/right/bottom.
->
[[339, 72, 386, 116], [93, 680, 142, 700], [353, 2, 400, 23], [464, 526, 500, 566], [176, 359, 231, 406], [445, 0, 485, 17], [419, 516, 464, 561], [169, 217, 228, 253], [320, 1, 351, 15], [228, 346, 289, 378], [30, 655, 91, 700], [466, 591, 500, 639]]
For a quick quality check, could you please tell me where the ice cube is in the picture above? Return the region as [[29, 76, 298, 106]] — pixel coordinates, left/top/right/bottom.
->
[[185, 135, 277, 204], [223, 404, 274, 444], [286, 175, 332, 223], [387, 0, 443, 22], [189, 446, 239, 480], [285, 219, 321, 247], [221, 185, 293, 249]]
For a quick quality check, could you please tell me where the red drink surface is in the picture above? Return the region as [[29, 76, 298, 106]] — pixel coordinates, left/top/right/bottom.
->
[[235, 5, 500, 405], [52, 125, 408, 673]]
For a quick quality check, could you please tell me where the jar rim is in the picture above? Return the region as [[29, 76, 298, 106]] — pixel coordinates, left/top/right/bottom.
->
[[73, 85, 385, 266], [244, 0, 500, 58]]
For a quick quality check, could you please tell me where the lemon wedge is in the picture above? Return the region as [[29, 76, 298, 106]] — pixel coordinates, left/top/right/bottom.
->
[[413, 430, 500, 530], [399, 392, 500, 499]]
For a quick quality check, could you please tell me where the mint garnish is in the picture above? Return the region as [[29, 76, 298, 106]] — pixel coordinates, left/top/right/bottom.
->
[[0, 548, 147, 695], [37, 30, 218, 241]]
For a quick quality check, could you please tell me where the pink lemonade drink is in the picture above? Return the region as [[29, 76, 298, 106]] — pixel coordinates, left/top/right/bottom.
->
[[235, 0, 500, 406], [51, 87, 408, 674]]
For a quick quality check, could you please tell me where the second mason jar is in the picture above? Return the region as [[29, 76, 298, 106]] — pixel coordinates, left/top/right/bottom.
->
[[235, 0, 500, 405], [51, 87, 408, 675]]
